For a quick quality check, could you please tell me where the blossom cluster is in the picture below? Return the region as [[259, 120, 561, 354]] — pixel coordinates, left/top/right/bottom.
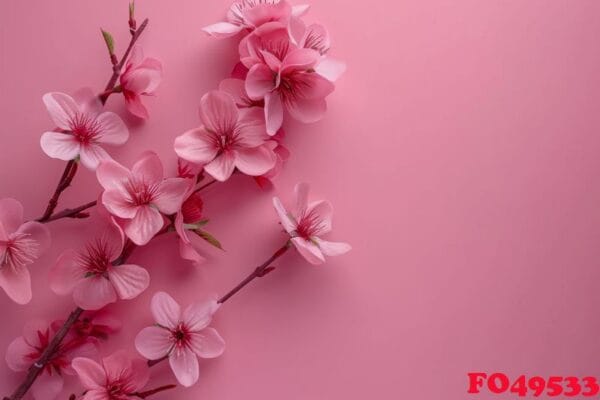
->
[[1, 1, 350, 399]]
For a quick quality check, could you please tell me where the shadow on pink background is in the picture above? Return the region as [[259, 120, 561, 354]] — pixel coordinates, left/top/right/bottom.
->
[[2, 0, 600, 398]]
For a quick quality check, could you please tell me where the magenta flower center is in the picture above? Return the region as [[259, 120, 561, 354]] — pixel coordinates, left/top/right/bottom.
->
[[78, 239, 112, 276], [68, 113, 102, 144], [295, 209, 326, 239], [125, 178, 159, 206], [25, 329, 70, 374], [278, 72, 311, 104], [0, 233, 38, 269], [171, 322, 192, 348], [106, 380, 130, 399]]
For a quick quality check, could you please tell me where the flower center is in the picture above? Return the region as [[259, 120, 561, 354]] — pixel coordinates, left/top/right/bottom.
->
[[0, 233, 38, 270], [171, 323, 191, 348], [125, 178, 159, 206], [278, 72, 310, 103], [295, 209, 326, 240], [69, 113, 102, 144], [78, 239, 112, 276]]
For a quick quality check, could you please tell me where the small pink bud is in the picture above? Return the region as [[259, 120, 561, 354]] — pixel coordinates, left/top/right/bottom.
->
[[182, 193, 204, 223]]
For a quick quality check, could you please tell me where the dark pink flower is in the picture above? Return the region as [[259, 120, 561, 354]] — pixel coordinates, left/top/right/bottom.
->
[[49, 223, 150, 310], [96, 152, 189, 245], [71, 351, 149, 400], [135, 292, 225, 387], [41, 89, 129, 170], [119, 46, 163, 119], [0, 198, 50, 304]]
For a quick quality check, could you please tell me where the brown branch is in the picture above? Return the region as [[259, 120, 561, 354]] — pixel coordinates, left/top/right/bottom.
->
[[37, 200, 97, 223], [38, 160, 78, 222]]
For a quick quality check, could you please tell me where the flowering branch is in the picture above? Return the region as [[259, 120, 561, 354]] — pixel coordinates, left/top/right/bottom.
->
[[37, 160, 78, 222], [36, 200, 97, 223]]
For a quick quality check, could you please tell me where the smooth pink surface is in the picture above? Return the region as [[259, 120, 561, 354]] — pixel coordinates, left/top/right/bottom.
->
[[2, 0, 600, 399]]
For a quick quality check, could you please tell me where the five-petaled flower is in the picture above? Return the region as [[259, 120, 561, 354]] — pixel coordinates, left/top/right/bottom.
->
[[174, 90, 277, 181], [40, 89, 129, 170], [0, 198, 50, 304], [49, 222, 150, 310], [135, 291, 225, 387], [71, 351, 150, 400], [96, 152, 190, 245], [119, 45, 163, 119], [6, 320, 96, 400], [273, 182, 351, 264]]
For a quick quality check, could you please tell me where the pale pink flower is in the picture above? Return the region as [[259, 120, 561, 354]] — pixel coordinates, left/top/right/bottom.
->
[[202, 0, 308, 38], [6, 320, 96, 400], [174, 90, 277, 181], [71, 351, 150, 400], [40, 89, 129, 170], [175, 191, 207, 267], [273, 183, 351, 264], [135, 292, 225, 387], [243, 23, 335, 134], [96, 152, 189, 245], [0, 198, 50, 304], [119, 46, 163, 119], [49, 223, 150, 310]]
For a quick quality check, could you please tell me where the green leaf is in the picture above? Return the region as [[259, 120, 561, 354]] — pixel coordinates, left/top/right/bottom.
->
[[194, 229, 224, 250], [101, 29, 115, 54]]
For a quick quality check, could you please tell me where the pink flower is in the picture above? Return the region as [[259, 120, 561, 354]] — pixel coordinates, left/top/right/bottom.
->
[[203, 0, 308, 38], [174, 90, 277, 181], [49, 223, 150, 310], [54, 310, 121, 343], [96, 152, 189, 245], [243, 23, 335, 134], [135, 292, 225, 387], [175, 192, 208, 267], [41, 89, 129, 170], [6, 320, 96, 400], [0, 198, 50, 304], [273, 183, 351, 265], [71, 351, 150, 400], [119, 46, 163, 119], [254, 128, 290, 189]]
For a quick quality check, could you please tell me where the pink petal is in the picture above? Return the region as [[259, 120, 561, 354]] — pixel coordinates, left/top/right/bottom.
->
[[300, 24, 330, 55], [244, 1, 291, 28], [49, 249, 84, 295], [0, 265, 32, 304], [102, 190, 137, 219], [17, 221, 50, 255], [291, 237, 325, 265], [292, 4, 310, 17], [315, 238, 352, 256], [5, 337, 32, 371], [79, 144, 112, 170], [199, 91, 239, 135], [286, 97, 328, 123], [151, 291, 181, 329], [261, 50, 282, 72], [272, 197, 297, 234], [234, 146, 276, 176], [101, 223, 126, 261], [179, 239, 207, 267], [204, 152, 236, 182], [73, 87, 102, 116], [96, 159, 131, 191], [264, 92, 284, 135], [101, 351, 132, 383], [294, 182, 310, 215], [31, 371, 64, 400], [202, 22, 244, 38], [135, 326, 173, 360], [307, 200, 333, 234], [71, 357, 106, 389], [95, 112, 129, 145], [219, 78, 253, 107], [235, 107, 270, 146], [124, 92, 149, 119], [245, 64, 276, 100], [132, 152, 163, 183], [281, 48, 320, 73], [73, 277, 118, 310], [107, 264, 150, 300], [136, 58, 163, 93], [22, 320, 48, 348], [182, 299, 219, 331], [0, 198, 24, 234], [169, 347, 199, 387], [42, 92, 79, 130], [40, 131, 81, 161], [315, 57, 346, 82], [188, 328, 225, 359], [128, 359, 151, 391], [124, 206, 164, 246], [174, 127, 219, 165], [154, 178, 190, 215], [81, 389, 108, 400]]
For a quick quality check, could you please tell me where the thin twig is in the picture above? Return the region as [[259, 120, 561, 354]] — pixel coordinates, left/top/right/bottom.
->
[[37, 200, 97, 223]]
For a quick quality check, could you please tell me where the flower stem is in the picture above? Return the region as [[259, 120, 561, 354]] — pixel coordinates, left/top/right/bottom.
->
[[38, 160, 79, 222], [218, 241, 291, 304], [134, 384, 177, 399], [37, 200, 97, 223]]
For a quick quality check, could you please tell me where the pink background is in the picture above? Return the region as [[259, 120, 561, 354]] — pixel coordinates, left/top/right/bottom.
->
[[2, 0, 600, 398]]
